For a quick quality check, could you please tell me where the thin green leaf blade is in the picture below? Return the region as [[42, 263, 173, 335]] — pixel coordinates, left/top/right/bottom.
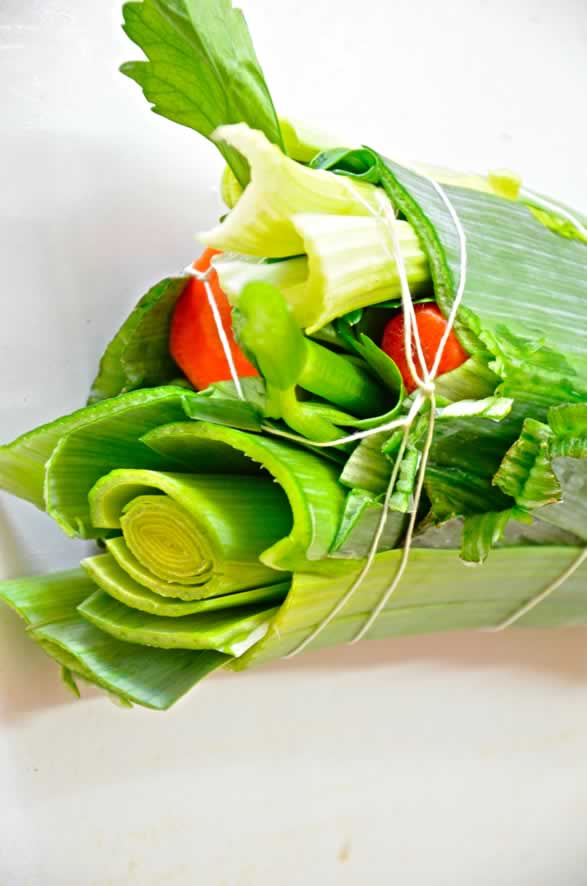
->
[[35, 614, 228, 709], [43, 387, 198, 536], [82, 553, 289, 616], [78, 590, 278, 656]]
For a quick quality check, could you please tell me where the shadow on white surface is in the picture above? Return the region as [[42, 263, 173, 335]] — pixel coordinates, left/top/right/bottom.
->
[[254, 626, 587, 684]]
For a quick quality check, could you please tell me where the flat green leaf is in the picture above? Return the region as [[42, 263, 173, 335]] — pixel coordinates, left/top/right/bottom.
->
[[377, 156, 587, 380], [238, 546, 587, 664], [493, 418, 561, 510], [0, 386, 192, 511], [83, 552, 289, 616], [121, 0, 283, 186], [43, 387, 200, 537], [460, 508, 524, 564], [482, 325, 586, 413], [548, 403, 587, 458], [425, 465, 514, 523], [181, 378, 265, 430], [0, 566, 228, 708], [329, 489, 407, 558], [339, 431, 391, 495], [36, 614, 228, 709], [79, 590, 278, 656], [89, 277, 187, 404]]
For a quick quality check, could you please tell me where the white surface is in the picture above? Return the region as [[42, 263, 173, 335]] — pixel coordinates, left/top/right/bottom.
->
[[1, 1, 586, 883]]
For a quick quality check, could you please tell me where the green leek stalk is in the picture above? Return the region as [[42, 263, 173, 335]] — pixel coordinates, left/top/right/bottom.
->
[[2, 546, 585, 710], [87, 470, 291, 599], [238, 547, 587, 667]]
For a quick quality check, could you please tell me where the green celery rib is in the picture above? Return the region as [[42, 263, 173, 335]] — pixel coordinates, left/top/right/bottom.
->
[[237, 546, 587, 666], [202, 124, 381, 258], [293, 212, 430, 333]]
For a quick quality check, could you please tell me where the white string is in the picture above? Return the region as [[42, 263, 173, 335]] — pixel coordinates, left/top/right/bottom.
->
[[350, 394, 436, 643], [425, 179, 469, 379], [284, 172, 470, 657], [485, 547, 587, 632], [283, 394, 421, 658], [372, 189, 430, 389], [261, 402, 420, 448], [520, 188, 587, 241], [183, 264, 246, 400]]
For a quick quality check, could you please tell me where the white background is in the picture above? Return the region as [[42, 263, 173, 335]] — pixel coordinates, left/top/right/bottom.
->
[[1, 1, 586, 883]]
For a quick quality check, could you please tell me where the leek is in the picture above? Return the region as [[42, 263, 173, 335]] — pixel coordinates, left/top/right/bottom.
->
[[0, 569, 228, 709], [238, 547, 587, 666], [88, 470, 290, 598]]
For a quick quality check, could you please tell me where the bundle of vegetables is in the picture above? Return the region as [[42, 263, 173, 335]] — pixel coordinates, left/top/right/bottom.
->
[[0, 0, 585, 710]]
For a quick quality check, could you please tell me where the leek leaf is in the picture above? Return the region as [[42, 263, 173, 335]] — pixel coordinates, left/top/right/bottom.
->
[[142, 421, 346, 570], [43, 388, 201, 536], [88, 469, 289, 597], [88, 277, 187, 404], [0, 386, 192, 513], [312, 145, 587, 379], [460, 508, 527, 564], [82, 552, 289, 616], [425, 465, 513, 522], [548, 403, 587, 458], [330, 489, 407, 558], [79, 590, 277, 656], [535, 459, 587, 542], [493, 418, 561, 509], [239, 547, 587, 664], [180, 377, 266, 431], [432, 353, 499, 403], [482, 326, 586, 414], [0, 568, 227, 708], [35, 614, 228, 709], [339, 431, 391, 495], [377, 157, 587, 378]]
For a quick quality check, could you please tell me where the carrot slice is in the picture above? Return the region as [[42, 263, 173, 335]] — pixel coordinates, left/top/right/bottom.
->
[[381, 303, 468, 393], [170, 248, 259, 390]]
